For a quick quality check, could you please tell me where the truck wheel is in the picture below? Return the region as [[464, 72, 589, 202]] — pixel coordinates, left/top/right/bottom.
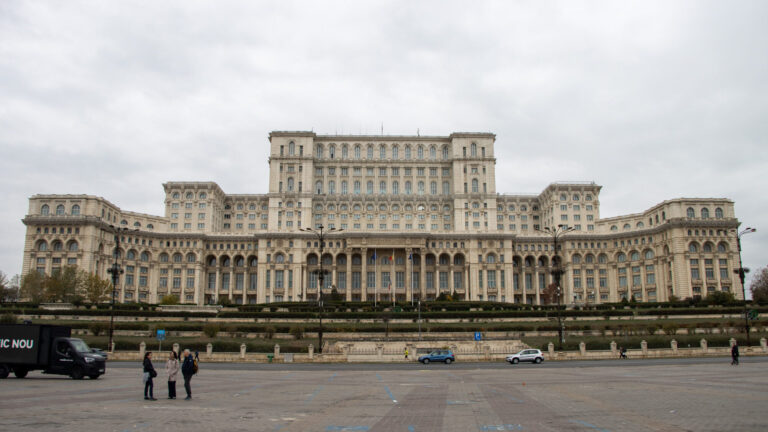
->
[[0, 364, 9, 379], [71, 366, 84, 380], [13, 367, 28, 378]]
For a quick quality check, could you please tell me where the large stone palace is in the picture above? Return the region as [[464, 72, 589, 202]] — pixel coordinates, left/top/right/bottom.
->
[[22, 131, 742, 305]]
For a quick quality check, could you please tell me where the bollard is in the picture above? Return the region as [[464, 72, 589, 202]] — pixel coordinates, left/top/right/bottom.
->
[[139, 341, 146, 358], [641, 340, 648, 356], [274, 344, 280, 359], [240, 343, 246, 359], [308, 344, 314, 360], [376, 344, 383, 359], [700, 338, 708, 353], [110, 341, 116, 353], [206, 343, 213, 357], [610, 341, 617, 355], [761, 338, 767, 353], [579, 342, 586, 356], [548, 342, 555, 356], [671, 339, 678, 354]]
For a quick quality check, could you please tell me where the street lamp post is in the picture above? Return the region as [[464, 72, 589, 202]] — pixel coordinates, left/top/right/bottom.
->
[[734, 227, 756, 346], [301, 225, 343, 354], [105, 225, 129, 352], [537, 224, 575, 351]]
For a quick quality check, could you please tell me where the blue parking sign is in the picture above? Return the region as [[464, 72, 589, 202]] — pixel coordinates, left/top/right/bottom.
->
[[474, 332, 482, 341], [157, 330, 166, 341]]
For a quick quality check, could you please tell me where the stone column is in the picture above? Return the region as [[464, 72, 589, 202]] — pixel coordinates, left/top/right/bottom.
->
[[139, 341, 146, 358], [274, 344, 280, 358], [761, 337, 767, 353], [361, 248, 368, 302], [535, 268, 541, 305], [194, 264, 203, 306], [346, 254, 353, 301], [641, 340, 648, 356], [405, 248, 412, 302], [700, 338, 708, 353], [610, 340, 617, 355], [214, 267, 221, 304], [206, 343, 213, 357], [671, 339, 678, 354], [548, 342, 555, 356], [579, 341, 586, 356], [308, 344, 314, 360], [420, 251, 426, 300], [240, 343, 246, 359], [229, 268, 234, 301]]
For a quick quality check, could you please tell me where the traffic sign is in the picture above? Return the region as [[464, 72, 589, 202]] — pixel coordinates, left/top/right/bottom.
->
[[474, 331, 482, 341], [157, 329, 166, 341]]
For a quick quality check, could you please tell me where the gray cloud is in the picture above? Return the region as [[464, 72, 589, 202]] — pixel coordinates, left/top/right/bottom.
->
[[1, 0, 766, 288]]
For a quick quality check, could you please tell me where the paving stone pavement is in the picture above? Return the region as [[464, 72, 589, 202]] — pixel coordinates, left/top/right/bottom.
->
[[1, 360, 766, 431]]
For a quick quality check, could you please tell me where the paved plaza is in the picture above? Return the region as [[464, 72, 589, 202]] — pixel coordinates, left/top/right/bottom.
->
[[1, 358, 766, 431]]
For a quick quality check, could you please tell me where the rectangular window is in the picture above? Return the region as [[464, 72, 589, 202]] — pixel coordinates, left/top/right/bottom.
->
[[249, 274, 257, 290], [222, 273, 230, 291], [236, 273, 244, 290], [338, 272, 346, 290], [275, 270, 284, 289], [439, 272, 448, 290], [208, 273, 215, 290], [396, 271, 404, 288], [500, 270, 505, 288], [265, 270, 271, 289], [352, 272, 361, 289], [487, 270, 496, 288], [426, 272, 434, 289], [172, 277, 181, 288], [367, 272, 376, 288]]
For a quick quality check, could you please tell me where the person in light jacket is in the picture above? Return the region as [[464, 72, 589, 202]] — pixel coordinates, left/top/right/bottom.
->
[[166, 351, 180, 399]]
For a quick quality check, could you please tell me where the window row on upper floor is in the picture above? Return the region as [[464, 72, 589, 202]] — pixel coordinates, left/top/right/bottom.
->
[[35, 239, 79, 252], [686, 207, 725, 219], [40, 204, 80, 216], [304, 179, 452, 196], [169, 191, 208, 200]]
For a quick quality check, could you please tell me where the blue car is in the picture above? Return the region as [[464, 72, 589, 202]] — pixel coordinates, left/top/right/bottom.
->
[[418, 350, 455, 364]]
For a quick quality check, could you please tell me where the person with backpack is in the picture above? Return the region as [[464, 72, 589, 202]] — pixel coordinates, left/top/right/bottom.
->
[[181, 349, 196, 400]]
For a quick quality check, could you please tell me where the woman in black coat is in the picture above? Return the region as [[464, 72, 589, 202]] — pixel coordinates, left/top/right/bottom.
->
[[143, 352, 157, 401]]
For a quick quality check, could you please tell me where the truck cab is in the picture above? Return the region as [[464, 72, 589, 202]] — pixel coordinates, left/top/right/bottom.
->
[[47, 338, 106, 379]]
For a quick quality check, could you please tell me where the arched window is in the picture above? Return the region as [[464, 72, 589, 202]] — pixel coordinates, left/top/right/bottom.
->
[[644, 250, 654, 259], [617, 253, 626, 263], [573, 194, 580, 201], [471, 142, 477, 157], [56, 204, 65, 215], [354, 181, 361, 194], [392, 181, 399, 195], [442, 146, 449, 159], [52, 240, 63, 251], [127, 250, 136, 260], [472, 179, 479, 193], [329, 145, 335, 159], [341, 144, 348, 159], [611, 225, 618, 231], [328, 180, 336, 194], [38, 240, 48, 251], [307, 255, 318, 265], [623, 223, 631, 230], [341, 180, 348, 195], [442, 181, 450, 195], [717, 242, 728, 253], [160, 253, 169, 263], [392, 146, 398, 159], [221, 257, 230, 267], [430, 181, 437, 195], [630, 251, 640, 261], [173, 253, 182, 262], [68, 241, 79, 252], [417, 181, 425, 195], [701, 208, 710, 219], [289, 141, 295, 155], [316, 144, 323, 158], [703, 243, 713, 253], [687, 207, 695, 218], [417, 145, 424, 159], [430, 146, 436, 159], [187, 253, 196, 263], [405, 181, 412, 195], [134, 221, 141, 227], [287, 178, 294, 192], [366, 181, 373, 194], [199, 192, 207, 199], [715, 208, 723, 218], [379, 145, 386, 159], [689, 243, 699, 253], [354, 145, 361, 159], [598, 254, 608, 264], [585, 254, 594, 264], [379, 181, 386, 194], [71, 204, 80, 216], [367, 145, 373, 159], [637, 222, 644, 228], [275, 254, 285, 264], [41, 204, 50, 216], [405, 146, 411, 159], [316, 181, 323, 194], [487, 254, 496, 264], [572, 255, 581, 264], [140, 252, 149, 262]]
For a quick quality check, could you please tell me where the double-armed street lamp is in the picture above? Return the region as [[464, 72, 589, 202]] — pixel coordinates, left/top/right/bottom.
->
[[301, 224, 343, 354], [734, 227, 756, 346], [537, 224, 575, 350], [105, 225, 132, 352]]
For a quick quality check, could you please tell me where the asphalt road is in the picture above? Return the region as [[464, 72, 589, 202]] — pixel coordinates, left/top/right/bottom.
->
[[106, 355, 768, 371]]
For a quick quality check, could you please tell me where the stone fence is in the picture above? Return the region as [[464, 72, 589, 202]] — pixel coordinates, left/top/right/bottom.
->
[[107, 337, 768, 363]]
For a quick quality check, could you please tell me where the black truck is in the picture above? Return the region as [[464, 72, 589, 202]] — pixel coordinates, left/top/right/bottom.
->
[[0, 324, 106, 379]]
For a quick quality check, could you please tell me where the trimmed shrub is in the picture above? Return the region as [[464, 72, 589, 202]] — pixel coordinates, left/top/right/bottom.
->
[[88, 322, 109, 336], [202, 323, 220, 338], [289, 326, 304, 340], [0, 313, 17, 324]]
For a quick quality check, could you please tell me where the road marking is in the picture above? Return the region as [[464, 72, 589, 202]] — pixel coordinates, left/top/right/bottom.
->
[[478, 425, 523, 431], [305, 385, 324, 404], [488, 389, 524, 403], [326, 426, 370, 431], [376, 373, 383, 381], [570, 419, 610, 431], [384, 385, 397, 403], [408, 426, 415, 432], [330, 372, 338, 381]]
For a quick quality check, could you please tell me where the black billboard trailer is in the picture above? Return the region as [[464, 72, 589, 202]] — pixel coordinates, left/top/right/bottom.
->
[[0, 324, 106, 379]]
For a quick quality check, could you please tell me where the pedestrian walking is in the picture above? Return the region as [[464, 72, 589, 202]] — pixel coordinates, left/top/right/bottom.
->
[[166, 351, 179, 399], [404, 347, 409, 360], [731, 343, 740, 365], [181, 349, 195, 400], [619, 347, 627, 359], [143, 352, 157, 401]]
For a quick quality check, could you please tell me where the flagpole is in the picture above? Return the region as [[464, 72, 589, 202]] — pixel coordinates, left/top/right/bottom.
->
[[392, 248, 395, 307], [410, 252, 414, 306], [374, 248, 377, 309]]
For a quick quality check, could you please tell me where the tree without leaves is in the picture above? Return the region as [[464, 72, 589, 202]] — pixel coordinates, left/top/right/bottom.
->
[[541, 282, 559, 305], [0, 271, 17, 304], [750, 266, 768, 302], [45, 266, 82, 302]]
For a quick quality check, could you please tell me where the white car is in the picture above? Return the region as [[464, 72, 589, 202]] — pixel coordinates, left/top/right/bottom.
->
[[506, 349, 544, 364]]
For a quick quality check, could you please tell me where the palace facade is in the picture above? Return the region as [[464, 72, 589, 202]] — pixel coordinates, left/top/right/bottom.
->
[[22, 131, 742, 305]]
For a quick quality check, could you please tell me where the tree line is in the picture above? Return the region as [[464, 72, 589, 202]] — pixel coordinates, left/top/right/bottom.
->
[[12, 267, 112, 304]]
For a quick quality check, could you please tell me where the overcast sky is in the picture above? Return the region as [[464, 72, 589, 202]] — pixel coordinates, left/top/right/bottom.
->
[[1, 1, 766, 290]]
